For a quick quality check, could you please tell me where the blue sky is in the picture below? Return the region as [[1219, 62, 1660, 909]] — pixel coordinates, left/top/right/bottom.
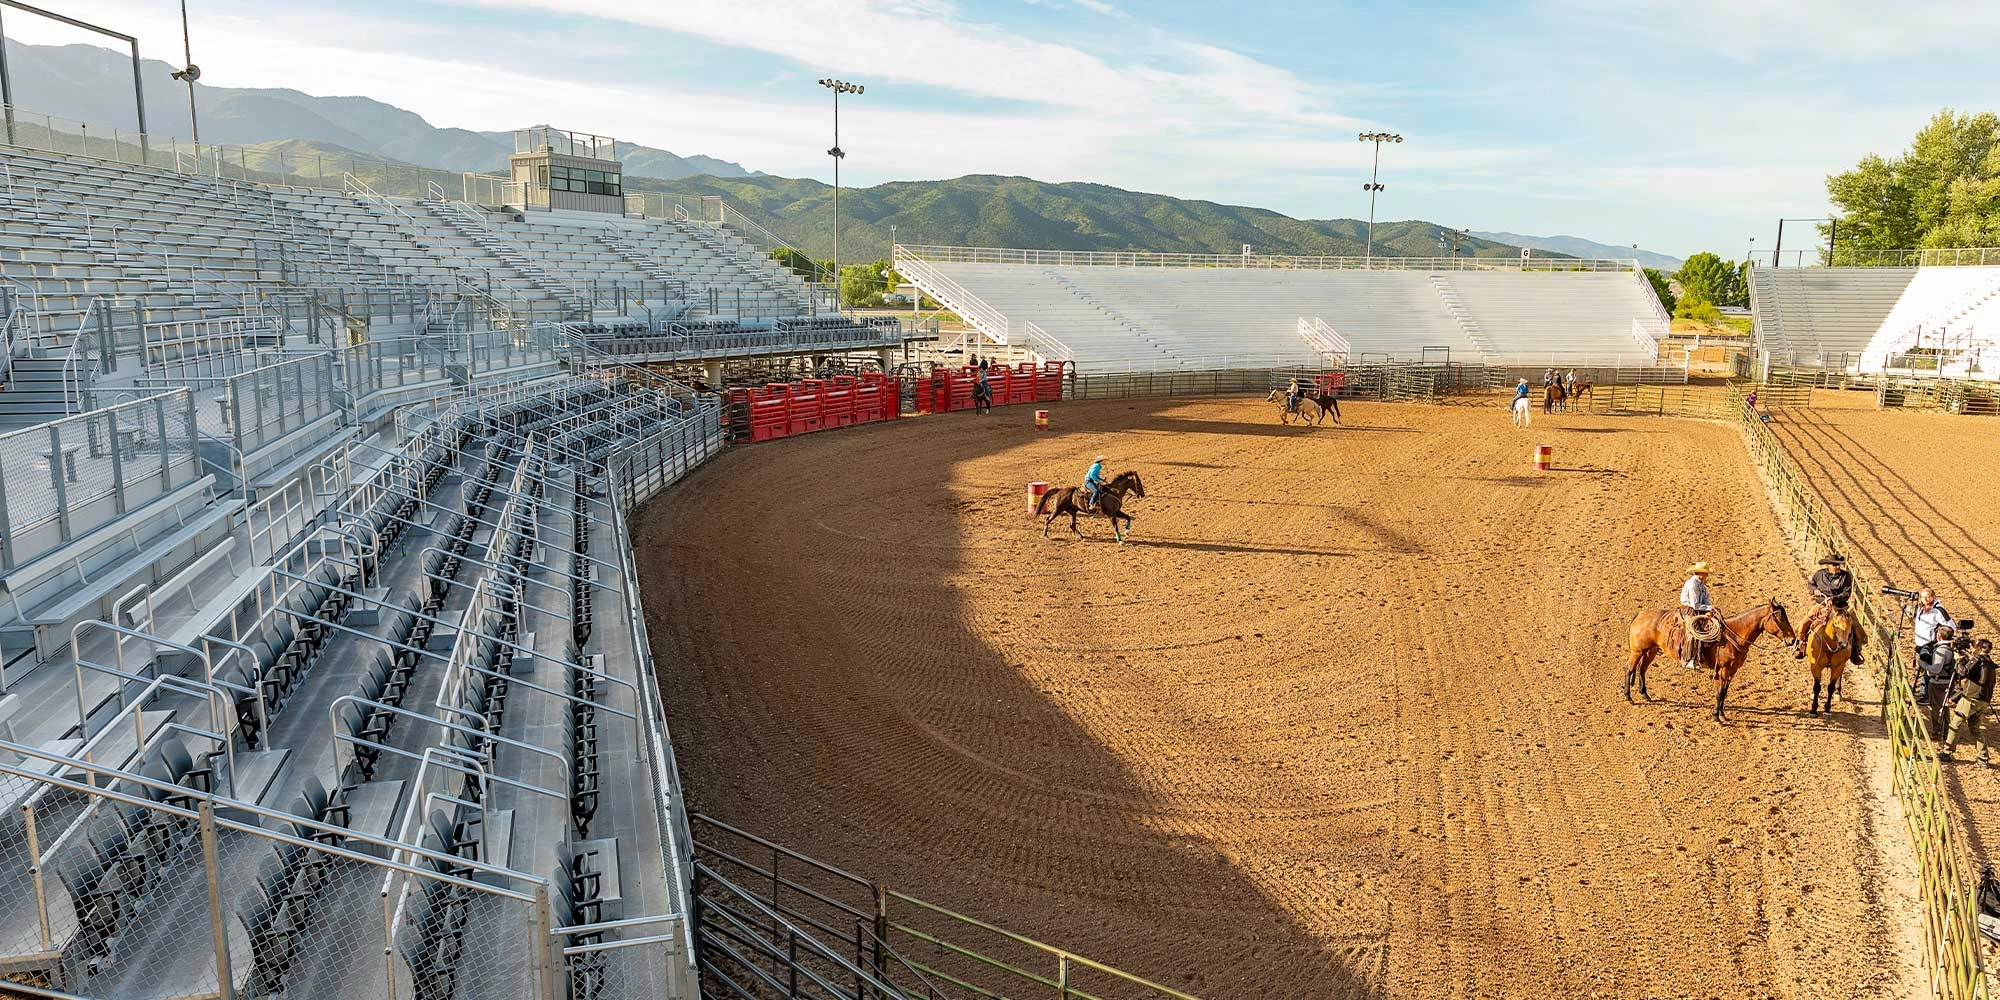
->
[[7, 1, 1993, 257]]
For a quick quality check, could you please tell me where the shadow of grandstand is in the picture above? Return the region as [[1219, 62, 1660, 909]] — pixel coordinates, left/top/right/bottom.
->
[[637, 399, 1383, 998]]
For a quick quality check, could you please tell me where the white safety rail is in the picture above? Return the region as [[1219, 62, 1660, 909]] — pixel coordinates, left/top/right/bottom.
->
[[892, 248, 1012, 345], [1021, 320, 1074, 364], [1857, 266, 2000, 376], [1297, 316, 1351, 361], [899, 243, 1642, 272]]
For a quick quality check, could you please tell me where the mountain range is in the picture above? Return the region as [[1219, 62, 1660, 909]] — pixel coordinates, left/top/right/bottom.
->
[[0, 40, 757, 179], [1469, 231, 1682, 270], [2, 39, 1681, 264]]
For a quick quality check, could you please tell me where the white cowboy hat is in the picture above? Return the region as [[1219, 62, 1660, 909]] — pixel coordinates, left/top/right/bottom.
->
[[1094, 454, 1106, 462], [1687, 561, 1711, 576]]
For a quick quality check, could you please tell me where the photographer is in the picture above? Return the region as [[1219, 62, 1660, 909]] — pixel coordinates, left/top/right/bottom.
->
[[1911, 589, 1957, 679], [1945, 638, 1996, 765]]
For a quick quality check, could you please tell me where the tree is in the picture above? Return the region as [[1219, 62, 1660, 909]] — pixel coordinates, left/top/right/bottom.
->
[[1825, 109, 2000, 256], [1643, 267, 1677, 316], [838, 258, 902, 307], [770, 248, 835, 282], [1672, 252, 1747, 309], [1674, 297, 1722, 327]]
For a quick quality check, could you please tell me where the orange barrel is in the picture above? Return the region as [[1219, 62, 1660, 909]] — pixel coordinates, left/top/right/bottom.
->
[[1035, 409, 1049, 430], [1533, 445, 1553, 471], [1029, 481, 1048, 513]]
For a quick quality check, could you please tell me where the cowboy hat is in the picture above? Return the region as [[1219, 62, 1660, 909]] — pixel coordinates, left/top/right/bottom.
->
[[1818, 554, 1845, 565], [1687, 562, 1711, 575], [1094, 454, 1105, 462]]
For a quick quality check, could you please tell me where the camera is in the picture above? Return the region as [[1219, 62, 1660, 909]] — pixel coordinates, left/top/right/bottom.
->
[[1882, 585, 1919, 599]]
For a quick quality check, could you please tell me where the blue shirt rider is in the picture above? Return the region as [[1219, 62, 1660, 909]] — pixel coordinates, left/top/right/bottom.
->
[[1083, 455, 1107, 510], [1515, 379, 1531, 401]]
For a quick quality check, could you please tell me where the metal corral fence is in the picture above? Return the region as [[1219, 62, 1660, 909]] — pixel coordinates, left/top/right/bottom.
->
[[689, 815, 1200, 1000], [1733, 385, 1987, 1000], [1067, 361, 1685, 404], [1875, 376, 2000, 416]]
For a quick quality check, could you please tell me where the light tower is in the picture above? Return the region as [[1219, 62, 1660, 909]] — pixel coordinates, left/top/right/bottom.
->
[[1357, 131, 1403, 262], [819, 78, 864, 311]]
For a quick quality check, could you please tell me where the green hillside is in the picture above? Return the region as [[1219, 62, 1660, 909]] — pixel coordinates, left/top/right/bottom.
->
[[641, 173, 1529, 260], [72, 129, 1534, 262]]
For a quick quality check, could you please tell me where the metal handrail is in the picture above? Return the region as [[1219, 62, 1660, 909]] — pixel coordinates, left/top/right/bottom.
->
[[893, 250, 1011, 343], [898, 243, 1642, 272]]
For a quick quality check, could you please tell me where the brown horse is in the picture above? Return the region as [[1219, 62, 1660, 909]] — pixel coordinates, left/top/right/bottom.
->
[[1568, 380, 1593, 409], [1543, 382, 1565, 414], [1036, 470, 1144, 543], [1624, 599, 1796, 721], [1801, 610, 1856, 716]]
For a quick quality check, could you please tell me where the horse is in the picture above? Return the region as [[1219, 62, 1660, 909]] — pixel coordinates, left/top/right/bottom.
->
[[1543, 382, 1566, 414], [1800, 608, 1855, 716], [1266, 388, 1343, 426], [1568, 380, 1593, 410], [972, 379, 993, 415], [1623, 599, 1796, 722], [1510, 395, 1532, 428], [1036, 470, 1145, 544]]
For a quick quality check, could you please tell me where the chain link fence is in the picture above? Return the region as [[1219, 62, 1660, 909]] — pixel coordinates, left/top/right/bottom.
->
[[0, 390, 200, 571]]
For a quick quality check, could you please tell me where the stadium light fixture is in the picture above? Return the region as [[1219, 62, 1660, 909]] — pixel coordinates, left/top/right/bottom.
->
[[1356, 131, 1403, 263], [168, 0, 200, 143], [819, 77, 864, 310]]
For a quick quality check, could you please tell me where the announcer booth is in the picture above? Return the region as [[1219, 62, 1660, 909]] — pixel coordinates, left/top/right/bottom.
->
[[509, 125, 625, 214]]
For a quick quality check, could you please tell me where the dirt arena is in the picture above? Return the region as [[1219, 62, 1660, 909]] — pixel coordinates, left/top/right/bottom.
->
[[1771, 391, 2000, 894], [638, 395, 1916, 999]]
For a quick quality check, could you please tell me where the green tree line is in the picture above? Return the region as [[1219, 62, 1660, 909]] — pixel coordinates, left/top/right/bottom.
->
[[1826, 109, 2000, 254]]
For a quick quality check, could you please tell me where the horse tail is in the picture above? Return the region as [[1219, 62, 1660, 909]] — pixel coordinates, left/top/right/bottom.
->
[[1035, 489, 1058, 516]]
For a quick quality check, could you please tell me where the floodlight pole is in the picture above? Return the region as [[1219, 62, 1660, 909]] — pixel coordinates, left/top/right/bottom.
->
[[819, 77, 863, 313], [1357, 131, 1403, 263], [175, 0, 198, 143]]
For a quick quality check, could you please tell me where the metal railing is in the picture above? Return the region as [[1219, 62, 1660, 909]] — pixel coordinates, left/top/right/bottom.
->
[[692, 814, 1200, 1000], [1296, 316, 1351, 360], [0, 389, 200, 571], [892, 250, 1011, 343], [1732, 385, 1987, 1000], [1764, 247, 2000, 268], [1021, 320, 1074, 363], [898, 244, 1642, 272]]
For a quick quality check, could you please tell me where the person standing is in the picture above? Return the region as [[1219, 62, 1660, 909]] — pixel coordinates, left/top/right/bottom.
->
[[1945, 638, 1996, 764]]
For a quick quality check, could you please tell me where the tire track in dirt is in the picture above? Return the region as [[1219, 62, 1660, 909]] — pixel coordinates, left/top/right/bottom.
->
[[642, 396, 1910, 998]]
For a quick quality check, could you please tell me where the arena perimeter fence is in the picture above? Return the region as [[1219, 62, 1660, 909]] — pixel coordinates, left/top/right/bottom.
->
[[1732, 384, 1988, 1000], [1064, 361, 1686, 404], [688, 815, 1200, 1000]]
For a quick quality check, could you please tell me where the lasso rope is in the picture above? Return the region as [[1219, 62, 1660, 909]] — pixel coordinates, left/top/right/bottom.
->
[[1688, 614, 1724, 642]]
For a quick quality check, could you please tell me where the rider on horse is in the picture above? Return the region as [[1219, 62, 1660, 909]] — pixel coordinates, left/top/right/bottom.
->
[[1083, 454, 1107, 512], [1515, 378, 1531, 403], [1286, 377, 1304, 415], [1680, 561, 1717, 671], [1795, 553, 1864, 664]]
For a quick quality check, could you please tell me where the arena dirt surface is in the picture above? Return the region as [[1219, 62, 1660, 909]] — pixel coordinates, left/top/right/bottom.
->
[[638, 395, 1913, 999], [1773, 390, 2000, 903]]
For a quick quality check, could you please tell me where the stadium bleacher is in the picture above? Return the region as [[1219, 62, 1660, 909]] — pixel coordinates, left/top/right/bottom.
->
[[0, 130, 860, 998], [899, 249, 1669, 372], [1748, 265, 1916, 369], [1854, 265, 2000, 376]]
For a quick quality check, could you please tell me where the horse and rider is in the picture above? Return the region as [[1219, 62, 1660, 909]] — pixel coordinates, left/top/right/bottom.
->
[[1626, 560, 1797, 721], [1037, 453, 1145, 543], [1266, 377, 1342, 425]]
